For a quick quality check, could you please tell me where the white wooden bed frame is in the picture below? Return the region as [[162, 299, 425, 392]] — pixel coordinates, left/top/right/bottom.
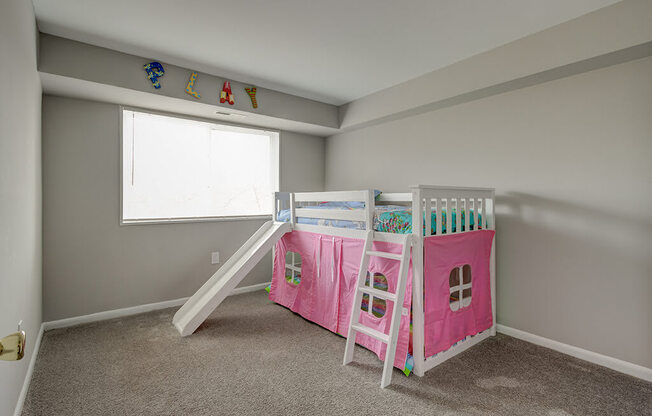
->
[[272, 184, 496, 377]]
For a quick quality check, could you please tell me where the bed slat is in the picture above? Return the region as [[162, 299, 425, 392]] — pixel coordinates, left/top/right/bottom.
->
[[439, 198, 444, 235], [424, 198, 431, 237], [294, 190, 368, 202], [294, 208, 367, 222], [446, 198, 452, 235], [455, 198, 461, 234]]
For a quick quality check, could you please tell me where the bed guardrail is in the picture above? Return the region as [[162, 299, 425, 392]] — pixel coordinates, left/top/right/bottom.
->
[[274, 190, 375, 232], [275, 186, 495, 236]]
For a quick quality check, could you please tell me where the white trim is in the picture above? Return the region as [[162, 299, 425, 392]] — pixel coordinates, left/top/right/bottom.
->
[[121, 215, 271, 226], [423, 329, 493, 373], [43, 298, 189, 331], [42, 281, 271, 331], [13, 323, 44, 416], [497, 324, 652, 382]]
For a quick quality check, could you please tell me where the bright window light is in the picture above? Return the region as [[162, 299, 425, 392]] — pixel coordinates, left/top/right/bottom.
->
[[121, 109, 279, 223]]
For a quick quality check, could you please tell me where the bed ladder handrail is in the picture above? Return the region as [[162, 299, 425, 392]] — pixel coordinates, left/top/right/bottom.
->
[[343, 230, 412, 388]]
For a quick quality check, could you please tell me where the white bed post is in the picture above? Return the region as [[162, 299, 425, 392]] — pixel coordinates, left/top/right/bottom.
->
[[411, 186, 426, 377], [289, 192, 296, 227], [489, 191, 497, 336], [272, 192, 278, 278], [272, 192, 279, 222], [365, 189, 375, 231]]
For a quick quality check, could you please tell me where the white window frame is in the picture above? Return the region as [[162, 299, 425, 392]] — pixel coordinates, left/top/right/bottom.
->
[[362, 271, 388, 318], [284, 251, 302, 285], [449, 264, 472, 311], [119, 107, 279, 225]]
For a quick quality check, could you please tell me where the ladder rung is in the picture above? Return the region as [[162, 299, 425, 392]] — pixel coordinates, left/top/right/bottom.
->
[[358, 286, 397, 302], [351, 324, 389, 343], [366, 250, 402, 260]]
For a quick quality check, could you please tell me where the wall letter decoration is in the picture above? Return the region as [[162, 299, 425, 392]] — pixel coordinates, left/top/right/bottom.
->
[[144, 62, 165, 89], [185, 72, 200, 99], [245, 87, 258, 108], [220, 81, 235, 105]]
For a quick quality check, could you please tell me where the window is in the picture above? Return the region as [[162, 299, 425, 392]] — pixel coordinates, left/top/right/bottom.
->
[[121, 109, 279, 223], [361, 272, 388, 318], [284, 251, 302, 285], [449, 265, 472, 311]]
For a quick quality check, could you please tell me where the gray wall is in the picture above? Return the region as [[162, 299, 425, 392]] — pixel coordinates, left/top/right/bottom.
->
[[39, 34, 339, 131], [325, 57, 652, 368], [339, 0, 652, 130], [42, 95, 324, 321], [0, 1, 42, 414]]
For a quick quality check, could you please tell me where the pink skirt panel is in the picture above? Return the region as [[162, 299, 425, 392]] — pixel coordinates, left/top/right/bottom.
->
[[423, 230, 495, 358], [270, 231, 412, 370]]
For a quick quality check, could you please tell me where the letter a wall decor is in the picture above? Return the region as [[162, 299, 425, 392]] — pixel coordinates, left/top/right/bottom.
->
[[185, 72, 200, 99], [220, 81, 235, 105]]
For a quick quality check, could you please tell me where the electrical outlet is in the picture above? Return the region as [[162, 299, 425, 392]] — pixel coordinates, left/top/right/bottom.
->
[[211, 251, 220, 264]]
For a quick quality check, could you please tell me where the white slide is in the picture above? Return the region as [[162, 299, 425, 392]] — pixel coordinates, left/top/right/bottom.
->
[[173, 220, 291, 336]]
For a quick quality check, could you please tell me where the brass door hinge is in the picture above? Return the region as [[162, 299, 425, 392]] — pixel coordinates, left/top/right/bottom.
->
[[0, 331, 26, 361]]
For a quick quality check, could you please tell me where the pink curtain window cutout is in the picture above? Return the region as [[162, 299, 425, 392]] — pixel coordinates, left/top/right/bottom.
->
[[269, 230, 323, 326], [269, 231, 412, 370], [423, 230, 495, 358]]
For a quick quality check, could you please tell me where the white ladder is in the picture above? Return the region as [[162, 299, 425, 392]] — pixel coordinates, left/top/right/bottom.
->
[[343, 230, 412, 388]]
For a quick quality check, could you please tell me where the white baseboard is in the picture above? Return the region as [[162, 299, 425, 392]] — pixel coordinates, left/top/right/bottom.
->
[[42, 297, 189, 331], [42, 281, 270, 331], [497, 324, 651, 382], [13, 323, 44, 416]]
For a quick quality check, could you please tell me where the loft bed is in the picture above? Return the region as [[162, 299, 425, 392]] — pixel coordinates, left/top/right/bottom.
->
[[268, 185, 496, 381]]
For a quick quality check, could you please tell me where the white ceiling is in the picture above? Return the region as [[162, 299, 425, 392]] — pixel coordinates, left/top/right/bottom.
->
[[33, 0, 620, 105]]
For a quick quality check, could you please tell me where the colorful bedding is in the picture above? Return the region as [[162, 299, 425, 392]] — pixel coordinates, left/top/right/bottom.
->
[[375, 206, 480, 234], [277, 204, 481, 235]]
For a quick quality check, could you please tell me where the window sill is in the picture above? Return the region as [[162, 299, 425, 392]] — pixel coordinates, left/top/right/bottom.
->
[[120, 215, 272, 226]]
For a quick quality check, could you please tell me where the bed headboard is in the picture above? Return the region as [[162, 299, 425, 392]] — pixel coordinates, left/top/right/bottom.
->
[[410, 185, 495, 237]]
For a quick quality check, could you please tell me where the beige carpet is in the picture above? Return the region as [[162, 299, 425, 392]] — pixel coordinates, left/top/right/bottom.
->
[[23, 291, 651, 415]]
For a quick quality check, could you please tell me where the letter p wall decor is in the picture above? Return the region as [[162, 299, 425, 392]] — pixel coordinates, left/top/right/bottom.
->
[[144, 62, 165, 89]]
